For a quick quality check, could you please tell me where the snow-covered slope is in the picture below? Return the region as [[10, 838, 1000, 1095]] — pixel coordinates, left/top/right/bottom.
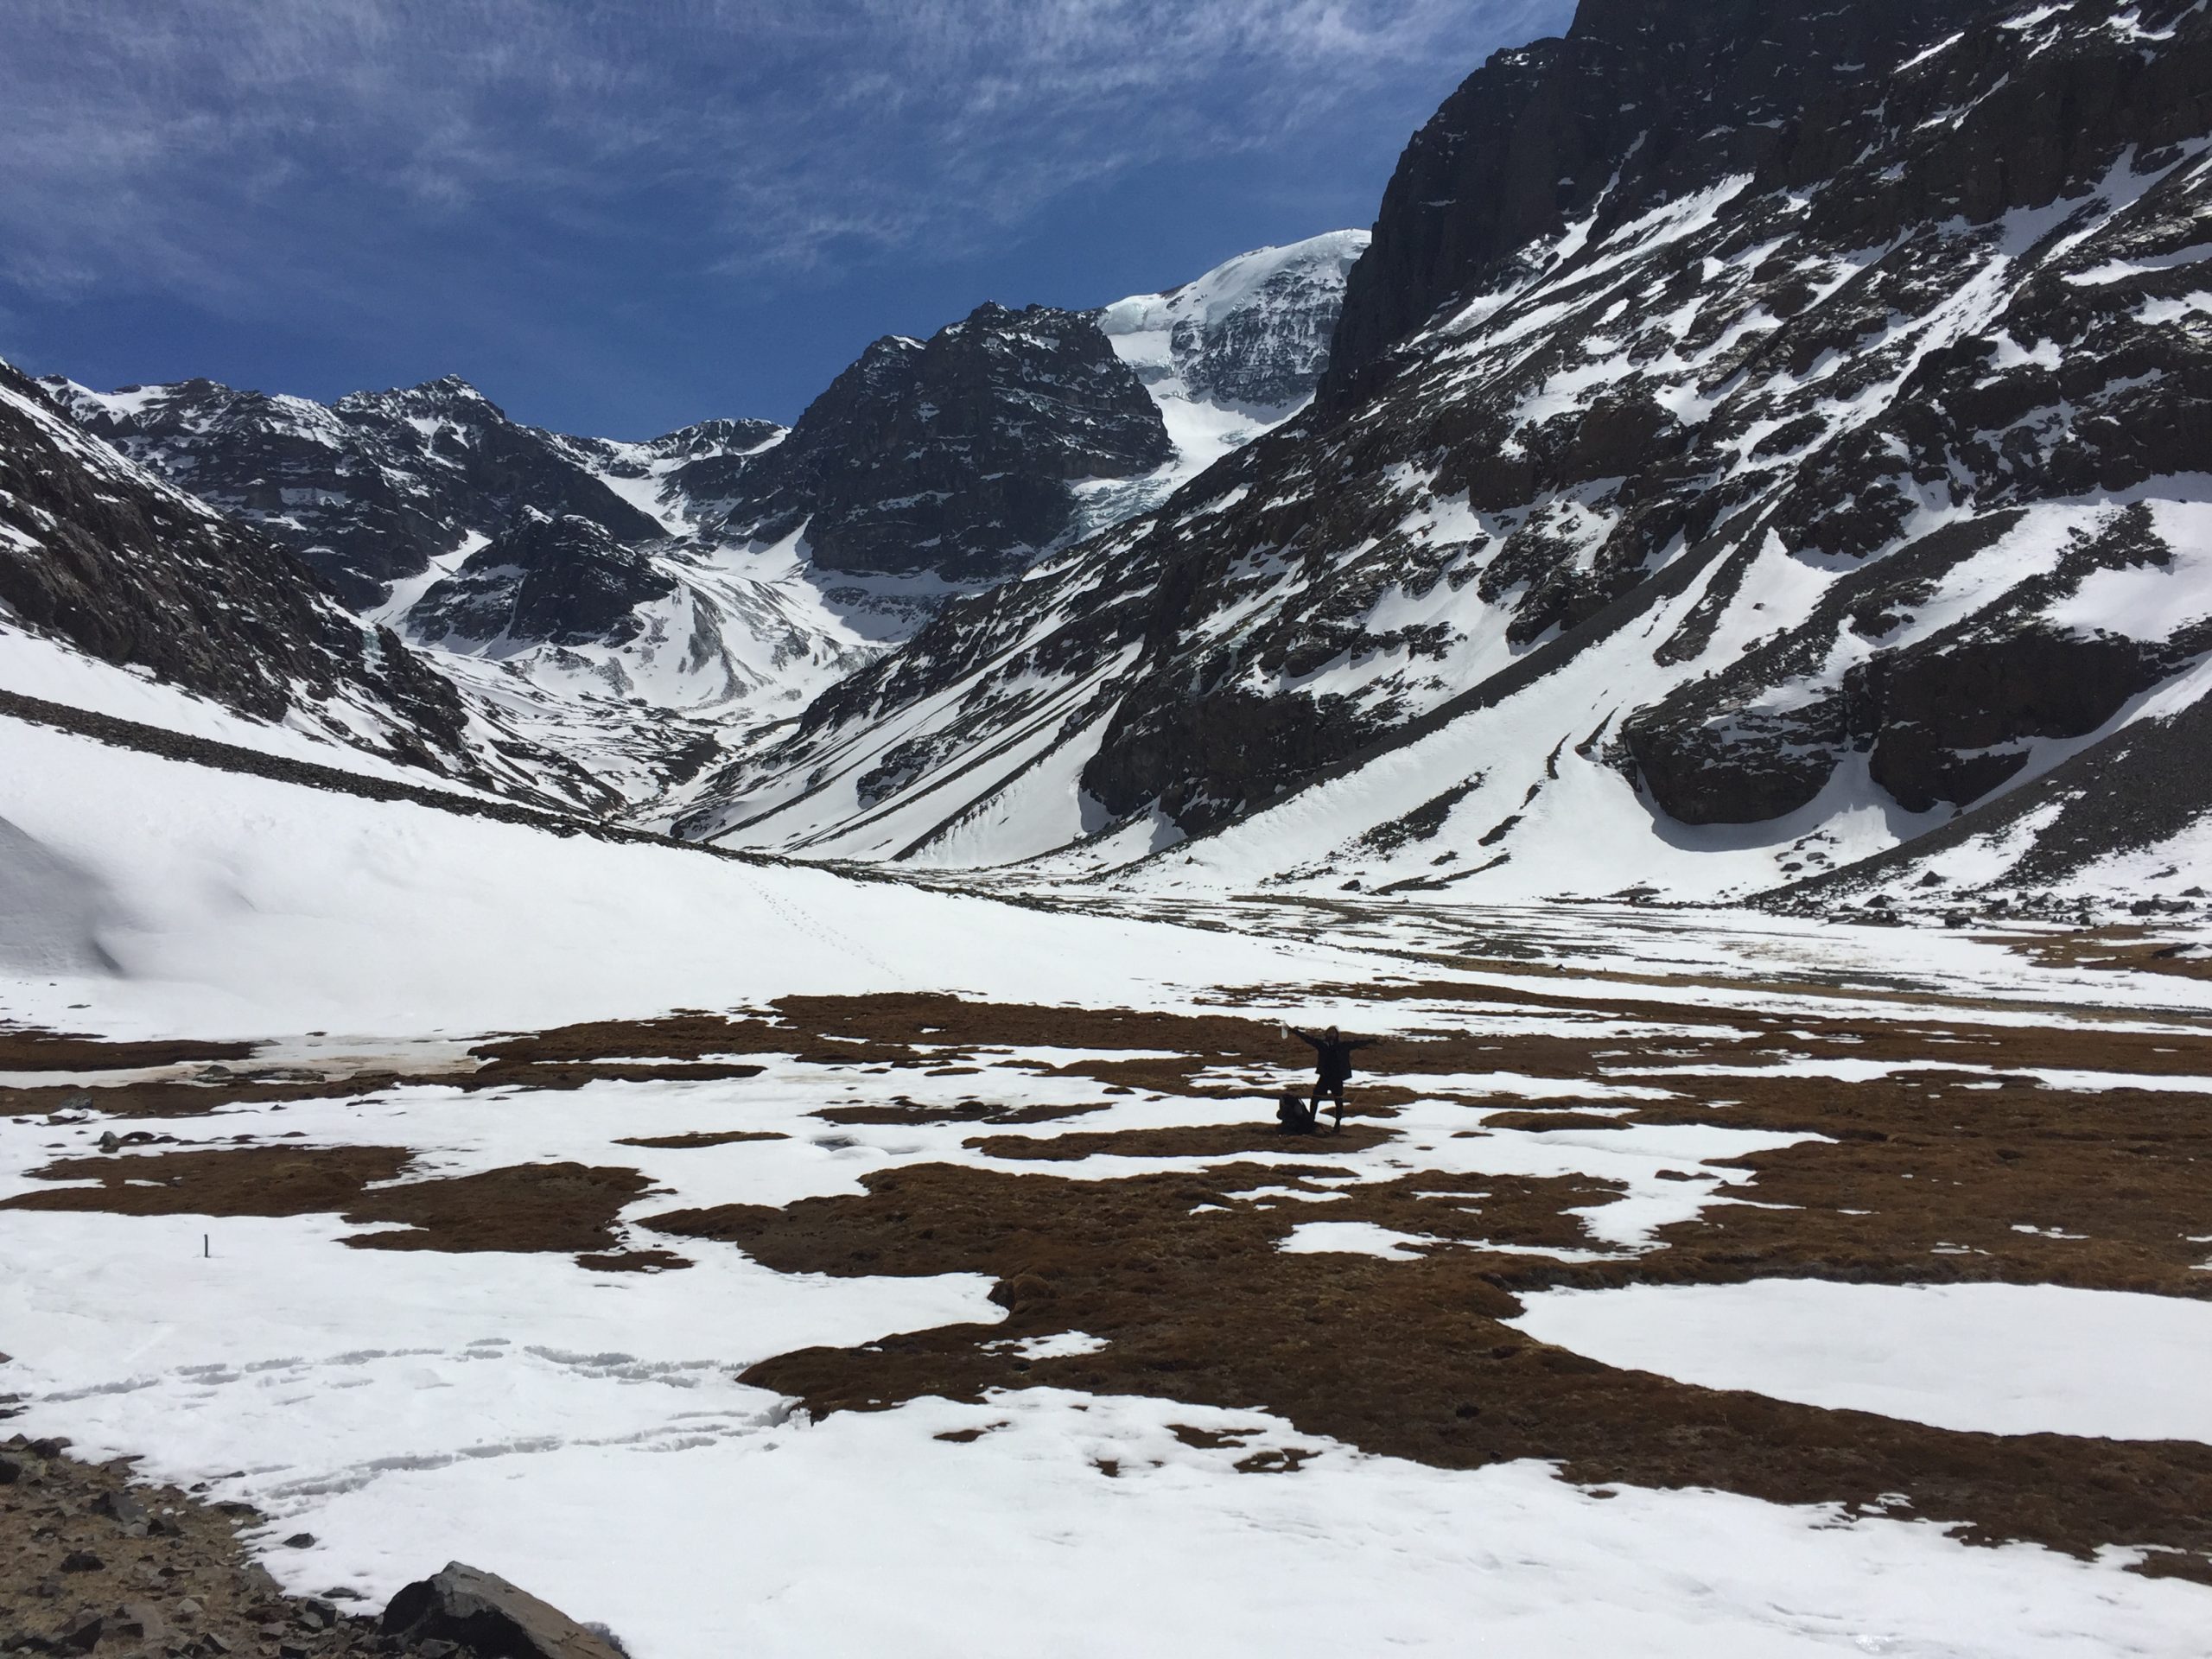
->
[[0, 712, 1374, 1036], [0, 362, 622, 808], [42, 374, 668, 610], [677, 0, 2212, 920]]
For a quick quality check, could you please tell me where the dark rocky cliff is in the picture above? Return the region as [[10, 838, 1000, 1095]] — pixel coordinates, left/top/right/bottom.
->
[[710, 302, 1173, 582], [1325, 0, 1993, 394], [44, 374, 667, 610]]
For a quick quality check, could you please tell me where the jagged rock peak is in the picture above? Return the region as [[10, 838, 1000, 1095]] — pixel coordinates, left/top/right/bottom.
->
[[410, 509, 675, 650], [639, 416, 785, 461], [335, 372, 503, 417], [41, 370, 666, 609]]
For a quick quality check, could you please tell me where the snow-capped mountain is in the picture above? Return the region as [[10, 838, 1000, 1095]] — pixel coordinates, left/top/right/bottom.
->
[[703, 302, 1173, 589], [677, 0, 2212, 918], [1073, 230, 1369, 538], [33, 239, 1368, 804], [0, 363, 611, 806], [44, 374, 669, 610]]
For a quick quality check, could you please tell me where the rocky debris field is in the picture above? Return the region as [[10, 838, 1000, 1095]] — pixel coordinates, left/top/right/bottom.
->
[[0, 1437, 621, 1659]]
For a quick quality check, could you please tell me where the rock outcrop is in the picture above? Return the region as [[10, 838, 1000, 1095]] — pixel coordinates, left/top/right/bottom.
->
[[411, 512, 677, 649], [381, 1562, 626, 1659], [709, 302, 1173, 582]]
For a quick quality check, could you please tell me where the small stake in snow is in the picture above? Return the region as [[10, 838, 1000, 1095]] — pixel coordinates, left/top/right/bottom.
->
[[203, 1233, 209, 1260]]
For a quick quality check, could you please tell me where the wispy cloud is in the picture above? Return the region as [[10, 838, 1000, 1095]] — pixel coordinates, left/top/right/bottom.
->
[[1, 0, 1566, 305]]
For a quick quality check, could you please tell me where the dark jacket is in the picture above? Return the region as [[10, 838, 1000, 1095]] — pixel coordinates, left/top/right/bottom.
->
[[1292, 1029, 1374, 1086]]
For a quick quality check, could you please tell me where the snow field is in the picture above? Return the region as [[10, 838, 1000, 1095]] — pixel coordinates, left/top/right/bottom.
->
[[8, 720, 2212, 1653], [7, 1059, 2212, 1658], [1510, 1281, 2212, 1443], [0, 717, 1393, 1039]]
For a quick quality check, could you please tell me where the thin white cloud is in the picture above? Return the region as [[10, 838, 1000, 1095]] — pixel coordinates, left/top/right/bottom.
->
[[0, 0, 1567, 303]]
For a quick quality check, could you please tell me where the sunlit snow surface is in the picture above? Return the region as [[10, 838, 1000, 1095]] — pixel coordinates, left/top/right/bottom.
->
[[6, 721, 2212, 1655], [1511, 1281, 2212, 1443]]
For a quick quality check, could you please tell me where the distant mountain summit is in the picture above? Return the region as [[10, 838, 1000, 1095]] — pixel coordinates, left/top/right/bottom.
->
[[17, 235, 1368, 806], [43, 373, 666, 609], [705, 302, 1173, 586], [1105, 230, 1369, 410]]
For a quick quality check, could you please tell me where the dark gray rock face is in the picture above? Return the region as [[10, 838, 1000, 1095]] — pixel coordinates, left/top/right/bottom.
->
[[42, 374, 666, 610], [691, 0, 2212, 876], [712, 302, 1173, 581], [410, 512, 677, 648], [380, 1561, 625, 1659], [1324, 0, 1991, 396], [0, 364, 483, 778]]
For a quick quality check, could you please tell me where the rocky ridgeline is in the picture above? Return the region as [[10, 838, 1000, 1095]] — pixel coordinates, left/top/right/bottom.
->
[[0, 1436, 626, 1659], [0, 365, 569, 798], [41, 376, 666, 613], [682, 0, 2212, 907], [27, 243, 1357, 762]]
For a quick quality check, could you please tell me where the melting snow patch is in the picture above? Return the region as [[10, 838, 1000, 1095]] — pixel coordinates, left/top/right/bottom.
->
[[985, 1331, 1110, 1361], [1510, 1281, 2212, 1442], [1278, 1220, 1434, 1258]]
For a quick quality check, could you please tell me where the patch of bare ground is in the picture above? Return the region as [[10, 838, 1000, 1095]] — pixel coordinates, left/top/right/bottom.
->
[[0, 1433, 387, 1657], [1476, 1110, 1631, 1132], [652, 1159, 2212, 1580], [1, 1147, 414, 1217], [1997, 928, 2212, 982], [0, 1029, 254, 1072], [0, 1147, 658, 1264], [0, 1056, 764, 1124], [614, 1129, 786, 1148], [966, 1123, 1395, 1160], [1589, 1073, 2212, 1299]]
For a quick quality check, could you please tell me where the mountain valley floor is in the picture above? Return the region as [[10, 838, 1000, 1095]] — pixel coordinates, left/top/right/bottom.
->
[[5, 829, 2212, 1655]]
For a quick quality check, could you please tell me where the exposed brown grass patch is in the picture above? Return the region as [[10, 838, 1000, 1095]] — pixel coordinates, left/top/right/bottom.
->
[[1, 1147, 413, 1217], [0, 1029, 253, 1072], [345, 1163, 651, 1256], [1478, 1110, 1632, 1132], [1, 1147, 651, 1260], [650, 1159, 2212, 1578], [965, 1124, 1395, 1161], [1996, 928, 2212, 982], [614, 1130, 785, 1148]]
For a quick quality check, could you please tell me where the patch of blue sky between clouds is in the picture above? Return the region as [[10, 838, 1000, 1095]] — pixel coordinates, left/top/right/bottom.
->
[[0, 0, 1571, 436]]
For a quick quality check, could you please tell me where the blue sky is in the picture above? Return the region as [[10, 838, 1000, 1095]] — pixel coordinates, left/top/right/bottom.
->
[[2, 1, 1571, 438]]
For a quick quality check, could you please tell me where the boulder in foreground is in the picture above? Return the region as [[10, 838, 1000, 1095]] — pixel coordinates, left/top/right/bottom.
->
[[381, 1561, 625, 1659]]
